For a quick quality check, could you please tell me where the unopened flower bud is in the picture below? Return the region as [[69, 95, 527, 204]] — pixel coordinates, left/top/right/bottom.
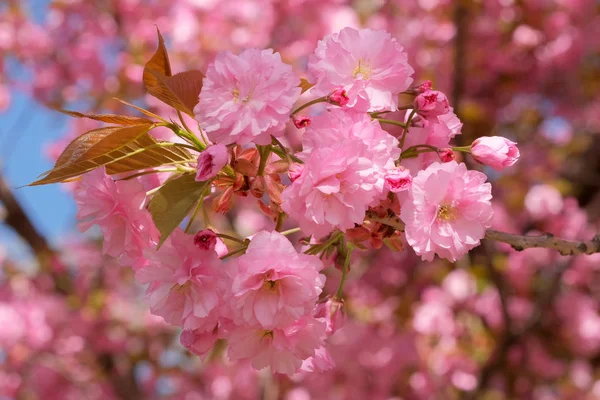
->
[[293, 115, 312, 129], [438, 148, 455, 162], [326, 87, 349, 107], [414, 80, 433, 94], [288, 163, 304, 182], [384, 167, 412, 193], [196, 144, 229, 181], [414, 90, 450, 119], [471, 136, 520, 171], [315, 298, 346, 335], [194, 229, 217, 251]]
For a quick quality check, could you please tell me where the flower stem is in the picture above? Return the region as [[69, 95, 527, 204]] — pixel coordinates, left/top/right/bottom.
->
[[291, 96, 327, 116], [374, 118, 407, 129], [399, 109, 417, 149], [280, 227, 301, 236], [275, 213, 285, 232], [257, 145, 272, 176], [335, 242, 354, 299], [220, 246, 247, 260], [216, 233, 247, 245]]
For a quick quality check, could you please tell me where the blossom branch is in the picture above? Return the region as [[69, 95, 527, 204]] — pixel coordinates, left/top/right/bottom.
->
[[366, 213, 600, 256]]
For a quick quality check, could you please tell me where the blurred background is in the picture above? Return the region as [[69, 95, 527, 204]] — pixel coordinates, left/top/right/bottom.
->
[[1, 0, 600, 399]]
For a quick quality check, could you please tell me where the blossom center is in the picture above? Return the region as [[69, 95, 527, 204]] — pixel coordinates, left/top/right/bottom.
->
[[261, 269, 279, 292], [172, 281, 192, 293], [232, 88, 251, 103], [437, 204, 457, 222], [352, 59, 372, 80]]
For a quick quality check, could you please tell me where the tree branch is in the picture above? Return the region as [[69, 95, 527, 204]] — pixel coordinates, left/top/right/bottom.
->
[[365, 212, 600, 256]]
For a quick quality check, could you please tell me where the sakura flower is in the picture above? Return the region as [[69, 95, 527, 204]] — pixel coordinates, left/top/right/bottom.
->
[[308, 27, 414, 112], [400, 161, 493, 262], [326, 87, 349, 107], [228, 315, 327, 376], [524, 184, 564, 220], [231, 231, 325, 329], [293, 115, 312, 129], [282, 110, 400, 238], [401, 109, 463, 175], [195, 48, 301, 145], [135, 229, 224, 331], [414, 90, 450, 121], [281, 142, 380, 239], [194, 229, 218, 251], [384, 167, 413, 193], [74, 168, 158, 268], [470, 136, 520, 171], [438, 148, 455, 162], [196, 143, 229, 181], [180, 327, 219, 359]]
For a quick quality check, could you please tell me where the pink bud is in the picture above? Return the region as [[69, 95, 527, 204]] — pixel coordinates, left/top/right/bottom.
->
[[288, 163, 304, 182], [471, 136, 520, 171], [438, 148, 455, 162], [293, 115, 311, 129], [315, 297, 346, 335], [384, 167, 412, 193], [326, 87, 349, 107], [414, 90, 450, 119], [194, 229, 217, 251], [414, 80, 433, 93], [195, 143, 229, 181]]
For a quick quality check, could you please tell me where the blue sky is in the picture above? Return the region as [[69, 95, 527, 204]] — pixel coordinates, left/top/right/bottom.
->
[[0, 0, 79, 258]]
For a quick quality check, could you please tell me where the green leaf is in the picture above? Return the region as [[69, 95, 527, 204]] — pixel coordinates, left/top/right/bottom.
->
[[30, 124, 194, 185], [148, 174, 209, 247]]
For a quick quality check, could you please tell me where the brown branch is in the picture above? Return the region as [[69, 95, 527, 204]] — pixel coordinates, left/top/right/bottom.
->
[[365, 213, 600, 256], [485, 229, 600, 256], [0, 173, 53, 257]]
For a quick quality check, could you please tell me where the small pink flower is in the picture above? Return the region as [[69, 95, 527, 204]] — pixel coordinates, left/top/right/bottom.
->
[[314, 297, 345, 335], [438, 148, 455, 162], [227, 315, 327, 376], [400, 161, 493, 262], [75, 168, 158, 268], [196, 144, 229, 181], [231, 231, 325, 329], [384, 167, 413, 193], [414, 90, 450, 120], [288, 163, 304, 183], [414, 80, 433, 93], [326, 87, 349, 107], [308, 27, 414, 112], [194, 229, 217, 251], [470, 136, 520, 171], [180, 327, 219, 358], [135, 229, 224, 330], [293, 115, 312, 129], [195, 48, 301, 145]]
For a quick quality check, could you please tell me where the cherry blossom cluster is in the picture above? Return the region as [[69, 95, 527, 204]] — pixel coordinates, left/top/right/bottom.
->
[[67, 26, 525, 377]]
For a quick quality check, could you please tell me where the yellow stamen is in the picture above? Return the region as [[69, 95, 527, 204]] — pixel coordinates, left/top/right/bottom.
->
[[353, 59, 373, 80], [437, 204, 458, 222]]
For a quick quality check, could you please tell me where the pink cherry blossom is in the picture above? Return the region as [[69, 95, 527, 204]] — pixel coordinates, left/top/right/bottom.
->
[[400, 161, 493, 262], [196, 144, 229, 181], [415, 90, 450, 121], [135, 229, 224, 331], [384, 167, 413, 193], [308, 27, 414, 112], [194, 229, 218, 251], [293, 115, 312, 129], [231, 231, 325, 329], [470, 136, 520, 171], [74, 168, 158, 268], [180, 327, 219, 358], [401, 109, 463, 174], [438, 148, 456, 162], [195, 48, 301, 145], [326, 87, 349, 107], [228, 316, 327, 376]]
